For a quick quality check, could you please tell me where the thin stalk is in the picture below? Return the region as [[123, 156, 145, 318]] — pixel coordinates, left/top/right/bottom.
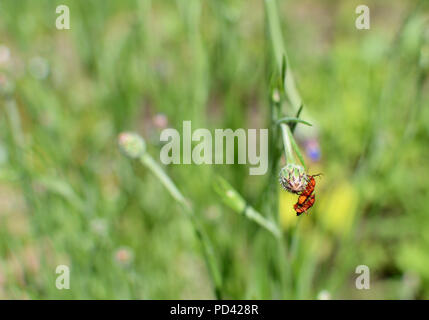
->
[[265, 0, 302, 111], [288, 131, 307, 170], [140, 154, 186, 206], [139, 153, 223, 299], [244, 206, 281, 238], [265, 0, 310, 299], [280, 123, 294, 164], [280, 123, 296, 165], [213, 176, 281, 239], [289, 216, 302, 261], [264, 89, 290, 298]]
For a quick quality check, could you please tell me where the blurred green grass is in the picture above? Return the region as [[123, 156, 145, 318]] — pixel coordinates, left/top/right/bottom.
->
[[0, 0, 428, 299]]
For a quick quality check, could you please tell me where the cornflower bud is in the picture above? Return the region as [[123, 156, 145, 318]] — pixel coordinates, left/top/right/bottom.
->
[[118, 132, 146, 159], [279, 163, 308, 194]]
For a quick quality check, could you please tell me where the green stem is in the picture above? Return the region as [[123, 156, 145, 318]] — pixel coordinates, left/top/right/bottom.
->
[[139, 153, 223, 299], [243, 206, 281, 239], [265, 0, 302, 111], [265, 0, 310, 299], [265, 0, 307, 170], [289, 217, 302, 262], [213, 176, 281, 238], [140, 154, 187, 206], [280, 123, 295, 164]]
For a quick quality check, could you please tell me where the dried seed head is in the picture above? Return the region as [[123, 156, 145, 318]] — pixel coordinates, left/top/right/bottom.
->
[[118, 132, 146, 158], [279, 164, 308, 194]]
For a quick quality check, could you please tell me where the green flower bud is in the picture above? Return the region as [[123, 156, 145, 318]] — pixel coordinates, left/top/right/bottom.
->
[[279, 163, 308, 194], [118, 132, 146, 159], [272, 88, 281, 103]]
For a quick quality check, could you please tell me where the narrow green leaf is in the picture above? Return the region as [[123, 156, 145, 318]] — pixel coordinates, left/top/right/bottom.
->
[[291, 104, 304, 133], [281, 54, 287, 88], [276, 117, 312, 127]]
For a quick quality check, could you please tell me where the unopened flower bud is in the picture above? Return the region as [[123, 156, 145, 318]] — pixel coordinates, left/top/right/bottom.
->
[[114, 246, 134, 267], [279, 164, 308, 194], [272, 88, 281, 103], [118, 132, 146, 159], [153, 113, 168, 129]]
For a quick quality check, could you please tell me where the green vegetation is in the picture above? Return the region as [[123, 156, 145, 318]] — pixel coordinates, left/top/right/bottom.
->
[[0, 0, 428, 299]]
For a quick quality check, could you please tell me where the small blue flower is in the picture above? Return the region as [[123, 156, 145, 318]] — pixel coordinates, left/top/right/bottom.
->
[[305, 139, 321, 162]]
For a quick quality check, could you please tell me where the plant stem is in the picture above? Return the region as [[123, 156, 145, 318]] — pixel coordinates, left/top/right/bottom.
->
[[289, 216, 302, 261], [265, 0, 307, 170], [140, 154, 186, 206], [244, 206, 281, 238], [213, 176, 281, 238], [139, 153, 223, 299], [265, 0, 302, 111], [280, 123, 295, 165], [265, 0, 310, 299]]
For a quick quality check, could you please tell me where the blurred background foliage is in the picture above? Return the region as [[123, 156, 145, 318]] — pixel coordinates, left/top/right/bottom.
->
[[0, 0, 428, 299]]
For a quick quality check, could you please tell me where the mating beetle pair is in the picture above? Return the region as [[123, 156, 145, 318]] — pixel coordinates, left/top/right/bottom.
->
[[279, 165, 321, 216]]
